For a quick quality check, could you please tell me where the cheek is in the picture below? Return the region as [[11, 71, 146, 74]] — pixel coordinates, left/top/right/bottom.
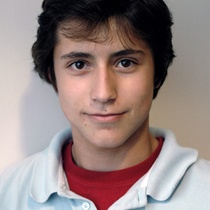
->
[[57, 82, 76, 114], [57, 80, 87, 118], [125, 76, 154, 102], [124, 78, 154, 120], [58, 91, 73, 117]]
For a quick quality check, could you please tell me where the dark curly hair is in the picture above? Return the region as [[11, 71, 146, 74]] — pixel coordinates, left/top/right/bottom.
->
[[32, 0, 175, 98]]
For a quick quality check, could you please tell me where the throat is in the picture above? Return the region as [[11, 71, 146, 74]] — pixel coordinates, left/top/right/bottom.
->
[[62, 138, 163, 209], [70, 132, 159, 171]]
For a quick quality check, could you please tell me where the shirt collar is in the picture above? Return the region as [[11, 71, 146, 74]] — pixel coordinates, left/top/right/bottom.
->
[[147, 128, 198, 201], [29, 127, 198, 205], [111, 128, 198, 209], [29, 128, 72, 203]]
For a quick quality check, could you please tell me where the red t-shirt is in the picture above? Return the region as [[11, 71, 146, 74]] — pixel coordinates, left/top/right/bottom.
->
[[62, 138, 163, 210]]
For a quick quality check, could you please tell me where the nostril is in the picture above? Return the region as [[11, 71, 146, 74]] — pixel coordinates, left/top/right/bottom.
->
[[90, 80, 117, 103]]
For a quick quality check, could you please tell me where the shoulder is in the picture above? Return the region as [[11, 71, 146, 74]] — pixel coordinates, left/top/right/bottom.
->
[[0, 128, 72, 183], [193, 158, 210, 170], [0, 152, 42, 190], [176, 158, 210, 200], [0, 128, 72, 208], [0, 152, 42, 209], [186, 158, 210, 183]]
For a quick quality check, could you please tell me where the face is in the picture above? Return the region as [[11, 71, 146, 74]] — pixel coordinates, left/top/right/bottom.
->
[[53, 28, 154, 151]]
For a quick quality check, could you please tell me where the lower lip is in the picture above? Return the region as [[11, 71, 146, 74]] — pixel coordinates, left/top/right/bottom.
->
[[86, 113, 124, 123]]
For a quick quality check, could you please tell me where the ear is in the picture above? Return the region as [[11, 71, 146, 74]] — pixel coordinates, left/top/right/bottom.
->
[[154, 77, 161, 89], [154, 82, 161, 89]]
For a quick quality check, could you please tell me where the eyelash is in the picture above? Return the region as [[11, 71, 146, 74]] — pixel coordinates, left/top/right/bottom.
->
[[67, 60, 89, 71], [116, 59, 136, 68], [67, 58, 138, 72]]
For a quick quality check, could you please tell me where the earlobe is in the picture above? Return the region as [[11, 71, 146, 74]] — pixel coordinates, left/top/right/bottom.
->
[[154, 78, 161, 89], [153, 80, 162, 99], [154, 82, 161, 89]]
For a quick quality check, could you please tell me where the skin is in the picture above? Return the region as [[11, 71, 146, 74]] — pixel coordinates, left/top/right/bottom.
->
[[53, 27, 158, 171]]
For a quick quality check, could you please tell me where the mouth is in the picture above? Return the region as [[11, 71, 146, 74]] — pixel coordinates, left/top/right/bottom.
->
[[85, 112, 126, 123]]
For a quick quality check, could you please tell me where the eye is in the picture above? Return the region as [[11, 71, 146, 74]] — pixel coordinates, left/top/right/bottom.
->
[[70, 61, 86, 70], [117, 59, 134, 68]]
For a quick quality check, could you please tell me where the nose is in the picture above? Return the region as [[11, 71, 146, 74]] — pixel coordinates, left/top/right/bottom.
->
[[90, 68, 117, 104]]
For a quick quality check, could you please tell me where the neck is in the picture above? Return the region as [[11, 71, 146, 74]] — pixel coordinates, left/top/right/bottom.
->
[[71, 121, 158, 171]]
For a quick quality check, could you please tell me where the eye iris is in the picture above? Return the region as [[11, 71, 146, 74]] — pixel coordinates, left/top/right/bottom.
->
[[76, 61, 84, 69], [121, 60, 130, 67]]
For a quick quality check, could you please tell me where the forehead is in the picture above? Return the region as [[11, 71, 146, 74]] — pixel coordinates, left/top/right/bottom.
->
[[56, 18, 149, 50], [55, 30, 151, 58]]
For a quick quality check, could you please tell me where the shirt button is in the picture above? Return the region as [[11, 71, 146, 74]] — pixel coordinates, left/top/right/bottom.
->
[[82, 202, 90, 210]]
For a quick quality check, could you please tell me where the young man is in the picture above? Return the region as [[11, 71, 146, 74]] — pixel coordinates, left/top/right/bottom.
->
[[1, 0, 210, 209]]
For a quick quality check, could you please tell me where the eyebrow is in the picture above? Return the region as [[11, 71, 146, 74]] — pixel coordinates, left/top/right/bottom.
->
[[60, 49, 144, 60], [60, 52, 93, 60], [111, 49, 145, 57]]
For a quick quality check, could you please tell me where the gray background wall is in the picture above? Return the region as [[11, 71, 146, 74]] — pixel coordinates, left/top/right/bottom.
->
[[0, 0, 210, 172]]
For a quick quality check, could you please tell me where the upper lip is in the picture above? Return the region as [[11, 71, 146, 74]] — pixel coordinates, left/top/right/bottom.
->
[[85, 112, 126, 116]]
